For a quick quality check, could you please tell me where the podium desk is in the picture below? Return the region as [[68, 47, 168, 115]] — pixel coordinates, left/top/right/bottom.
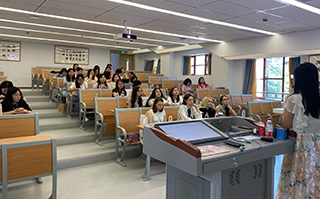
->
[[143, 117, 294, 199]]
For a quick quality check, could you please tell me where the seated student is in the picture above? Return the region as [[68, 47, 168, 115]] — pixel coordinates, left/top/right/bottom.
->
[[73, 63, 79, 74], [111, 73, 120, 90], [0, 80, 13, 99], [178, 94, 202, 120], [146, 97, 167, 123], [199, 96, 216, 118], [76, 67, 83, 76], [62, 68, 75, 97], [182, 78, 194, 95], [1, 87, 32, 114], [127, 86, 143, 108], [68, 74, 88, 112], [103, 64, 113, 82], [53, 68, 67, 80], [128, 71, 135, 80], [167, 87, 183, 106], [132, 80, 146, 96], [197, 77, 212, 89], [130, 74, 137, 84], [215, 95, 237, 116], [85, 69, 97, 83], [93, 74, 109, 89], [119, 67, 129, 79], [146, 88, 167, 107], [112, 79, 127, 97], [93, 65, 100, 79]]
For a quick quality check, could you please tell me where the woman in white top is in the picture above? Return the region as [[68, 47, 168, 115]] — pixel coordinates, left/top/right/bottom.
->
[[93, 74, 109, 89], [146, 88, 167, 107], [178, 93, 202, 120], [127, 86, 143, 108], [146, 97, 166, 123], [277, 63, 320, 199], [167, 87, 183, 106], [85, 69, 97, 83], [67, 74, 88, 112]]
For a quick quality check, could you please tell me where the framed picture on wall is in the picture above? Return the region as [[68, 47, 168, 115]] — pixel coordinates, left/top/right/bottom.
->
[[0, 41, 21, 62], [54, 45, 89, 65], [308, 54, 320, 77]]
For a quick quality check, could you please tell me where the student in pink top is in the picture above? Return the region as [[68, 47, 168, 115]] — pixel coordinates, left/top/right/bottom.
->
[[197, 77, 212, 89]]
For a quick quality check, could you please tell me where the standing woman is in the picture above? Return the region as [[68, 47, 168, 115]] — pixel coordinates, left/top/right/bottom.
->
[[85, 69, 97, 83], [177, 94, 201, 120], [1, 87, 32, 114], [146, 88, 167, 107], [277, 63, 320, 199], [0, 81, 13, 99], [62, 68, 75, 97], [197, 77, 212, 89], [167, 87, 183, 106], [112, 79, 127, 97], [68, 74, 88, 112], [93, 74, 109, 89], [199, 96, 216, 118], [127, 86, 143, 108], [146, 97, 166, 123]]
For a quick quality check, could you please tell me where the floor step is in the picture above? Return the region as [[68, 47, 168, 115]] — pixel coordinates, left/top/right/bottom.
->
[[34, 109, 63, 119], [21, 89, 44, 96], [39, 117, 80, 131], [57, 140, 141, 170], [28, 101, 57, 110], [25, 95, 50, 102]]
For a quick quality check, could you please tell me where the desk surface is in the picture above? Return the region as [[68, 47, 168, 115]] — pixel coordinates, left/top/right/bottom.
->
[[273, 108, 284, 115]]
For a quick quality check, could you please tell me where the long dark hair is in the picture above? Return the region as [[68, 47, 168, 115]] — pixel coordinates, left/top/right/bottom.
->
[[87, 69, 94, 80], [219, 95, 230, 116], [0, 81, 13, 95], [198, 77, 205, 85], [131, 86, 142, 108], [97, 74, 108, 87], [104, 65, 112, 79], [112, 73, 120, 82], [75, 74, 84, 88], [114, 79, 125, 93], [59, 68, 67, 75], [93, 65, 100, 76], [293, 62, 320, 118], [146, 88, 165, 107], [66, 68, 75, 82], [152, 97, 164, 113], [130, 74, 137, 83], [73, 63, 79, 71], [169, 87, 180, 103], [5, 87, 23, 104], [182, 94, 193, 105], [183, 78, 192, 86]]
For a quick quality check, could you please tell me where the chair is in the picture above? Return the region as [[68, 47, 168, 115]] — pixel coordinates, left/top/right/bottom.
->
[[271, 101, 282, 109], [218, 89, 230, 95], [172, 80, 183, 88], [261, 102, 281, 126], [56, 78, 64, 105], [31, 67, 37, 89], [42, 70, 52, 94], [114, 108, 142, 167], [140, 83, 149, 89], [66, 82, 74, 118], [101, 89, 113, 97], [0, 76, 8, 82], [242, 94, 254, 103], [49, 73, 57, 101], [148, 76, 159, 87], [164, 106, 179, 121], [137, 74, 147, 83], [208, 89, 220, 104], [247, 102, 269, 123], [226, 95, 242, 115], [117, 97, 129, 108], [94, 97, 118, 145], [196, 89, 209, 100], [79, 89, 98, 130], [161, 80, 173, 94]]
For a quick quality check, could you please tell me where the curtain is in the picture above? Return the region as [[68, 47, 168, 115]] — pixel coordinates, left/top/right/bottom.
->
[[156, 59, 161, 74], [243, 59, 254, 94], [144, 60, 154, 71], [183, 56, 190, 75], [208, 54, 212, 75]]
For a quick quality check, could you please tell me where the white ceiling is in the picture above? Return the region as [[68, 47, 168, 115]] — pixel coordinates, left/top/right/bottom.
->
[[0, 0, 319, 50]]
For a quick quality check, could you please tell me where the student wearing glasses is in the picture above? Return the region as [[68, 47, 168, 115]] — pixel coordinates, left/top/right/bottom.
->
[[215, 95, 237, 116], [112, 79, 127, 97], [199, 96, 216, 118], [1, 87, 32, 114]]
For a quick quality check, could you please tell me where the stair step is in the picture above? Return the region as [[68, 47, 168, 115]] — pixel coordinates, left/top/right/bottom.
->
[[39, 117, 80, 131], [29, 101, 57, 110], [25, 95, 50, 102], [34, 109, 63, 119], [21, 89, 44, 96], [57, 140, 141, 170]]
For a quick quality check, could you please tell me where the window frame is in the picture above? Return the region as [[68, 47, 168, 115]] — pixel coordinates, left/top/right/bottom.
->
[[190, 54, 210, 76]]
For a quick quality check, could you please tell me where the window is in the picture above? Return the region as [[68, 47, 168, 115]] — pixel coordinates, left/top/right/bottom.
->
[[190, 54, 210, 75], [255, 57, 290, 100]]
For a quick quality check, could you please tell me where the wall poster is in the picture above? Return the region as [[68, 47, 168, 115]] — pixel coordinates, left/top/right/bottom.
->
[[54, 45, 89, 65], [0, 41, 21, 62]]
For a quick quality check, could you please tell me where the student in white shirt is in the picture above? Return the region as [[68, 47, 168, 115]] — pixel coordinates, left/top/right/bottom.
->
[[146, 88, 167, 107], [146, 97, 166, 123], [178, 93, 202, 120], [68, 74, 88, 111], [167, 87, 183, 106]]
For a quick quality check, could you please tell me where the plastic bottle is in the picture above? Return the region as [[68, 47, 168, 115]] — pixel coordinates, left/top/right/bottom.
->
[[265, 118, 273, 137], [258, 121, 265, 136], [168, 114, 173, 122], [241, 110, 246, 117], [205, 112, 209, 118], [0, 104, 2, 115], [121, 91, 125, 97]]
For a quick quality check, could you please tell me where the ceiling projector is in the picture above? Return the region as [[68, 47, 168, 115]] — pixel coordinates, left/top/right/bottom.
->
[[114, 33, 137, 40]]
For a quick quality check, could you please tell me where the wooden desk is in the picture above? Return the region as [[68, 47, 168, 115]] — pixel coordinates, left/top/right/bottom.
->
[[137, 125, 144, 130], [273, 108, 284, 115]]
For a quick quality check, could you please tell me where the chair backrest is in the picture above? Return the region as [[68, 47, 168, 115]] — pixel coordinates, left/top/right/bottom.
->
[[242, 94, 253, 103], [140, 84, 149, 89], [173, 80, 183, 87], [260, 102, 273, 115], [95, 97, 118, 117], [231, 95, 243, 105], [36, 66, 51, 79], [117, 97, 129, 108], [247, 102, 263, 116], [79, 89, 98, 108], [87, 82, 94, 89], [66, 82, 73, 94], [209, 89, 219, 99], [136, 74, 147, 83], [218, 89, 229, 95], [196, 89, 209, 100], [57, 78, 64, 89], [114, 108, 141, 133], [0, 76, 8, 82], [162, 80, 174, 91], [42, 70, 51, 81], [164, 106, 179, 121], [51, 67, 62, 71], [191, 84, 198, 90], [32, 67, 37, 78], [0, 113, 39, 139], [148, 76, 159, 85], [271, 101, 282, 109], [100, 89, 113, 97], [0, 72, 4, 76]]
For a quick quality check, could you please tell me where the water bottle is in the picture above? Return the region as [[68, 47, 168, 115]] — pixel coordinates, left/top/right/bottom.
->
[[265, 118, 273, 137], [168, 114, 173, 122], [0, 104, 2, 115], [121, 90, 125, 97], [241, 110, 246, 117], [205, 112, 209, 118], [258, 121, 265, 136]]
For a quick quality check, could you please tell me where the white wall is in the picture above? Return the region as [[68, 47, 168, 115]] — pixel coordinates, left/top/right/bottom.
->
[[0, 41, 109, 87], [228, 60, 246, 94], [134, 52, 160, 71]]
